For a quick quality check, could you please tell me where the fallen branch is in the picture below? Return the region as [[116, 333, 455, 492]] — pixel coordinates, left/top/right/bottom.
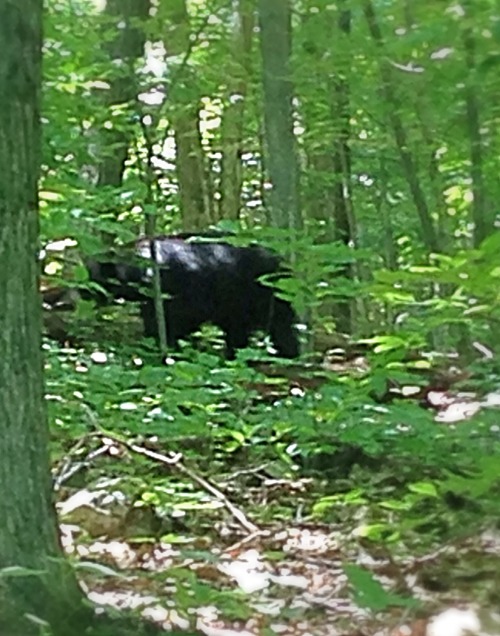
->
[[80, 403, 259, 533]]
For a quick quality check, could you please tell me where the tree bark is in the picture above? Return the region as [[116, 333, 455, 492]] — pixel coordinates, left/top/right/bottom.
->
[[363, 0, 439, 254], [218, 0, 254, 222], [97, 0, 150, 189], [174, 106, 210, 230], [331, 4, 355, 333], [402, 0, 451, 253], [0, 2, 87, 633], [301, 3, 354, 333], [161, 0, 210, 231], [258, 0, 302, 235], [463, 26, 490, 246]]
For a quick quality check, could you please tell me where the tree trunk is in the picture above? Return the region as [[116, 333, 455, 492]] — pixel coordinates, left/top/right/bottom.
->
[[0, 3, 87, 634], [301, 3, 354, 334], [97, 0, 150, 189], [363, 0, 439, 254], [174, 106, 210, 230], [402, 0, 451, 253], [218, 0, 254, 222], [331, 4, 355, 334], [258, 0, 301, 235], [463, 26, 490, 246], [161, 0, 210, 231]]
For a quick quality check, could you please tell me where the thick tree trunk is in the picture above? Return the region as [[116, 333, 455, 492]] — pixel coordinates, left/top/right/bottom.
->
[[0, 3, 86, 634]]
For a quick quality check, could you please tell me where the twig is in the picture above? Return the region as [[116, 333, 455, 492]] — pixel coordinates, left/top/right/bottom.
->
[[80, 404, 259, 533], [53, 433, 110, 490], [106, 432, 259, 534]]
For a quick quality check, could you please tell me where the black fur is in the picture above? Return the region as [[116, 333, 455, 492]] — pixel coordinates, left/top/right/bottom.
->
[[86, 236, 299, 359]]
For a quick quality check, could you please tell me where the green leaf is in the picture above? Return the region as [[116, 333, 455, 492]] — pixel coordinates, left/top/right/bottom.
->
[[408, 481, 439, 497], [0, 566, 46, 579], [74, 561, 123, 577], [344, 564, 418, 612]]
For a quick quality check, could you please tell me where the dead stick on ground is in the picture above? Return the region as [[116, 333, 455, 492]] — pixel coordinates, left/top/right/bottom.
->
[[98, 431, 259, 534], [81, 404, 259, 533]]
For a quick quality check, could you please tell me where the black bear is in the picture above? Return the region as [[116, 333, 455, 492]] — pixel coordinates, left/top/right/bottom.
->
[[86, 235, 300, 359]]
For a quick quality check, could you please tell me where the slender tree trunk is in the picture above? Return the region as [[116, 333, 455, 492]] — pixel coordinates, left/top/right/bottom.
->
[[0, 3, 87, 634], [301, 3, 355, 334], [141, 122, 169, 356], [331, 4, 355, 333], [97, 0, 150, 189], [402, 0, 450, 252], [219, 0, 254, 221], [363, 0, 439, 254], [161, 0, 209, 231], [332, 5, 353, 244], [376, 155, 397, 271], [174, 106, 210, 230], [258, 0, 301, 235], [463, 26, 490, 246]]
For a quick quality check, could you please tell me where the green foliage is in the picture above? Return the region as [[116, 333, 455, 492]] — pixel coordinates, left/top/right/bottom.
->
[[45, 333, 500, 545], [344, 564, 418, 612], [170, 568, 252, 621], [37, 0, 500, 627], [369, 232, 500, 351]]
